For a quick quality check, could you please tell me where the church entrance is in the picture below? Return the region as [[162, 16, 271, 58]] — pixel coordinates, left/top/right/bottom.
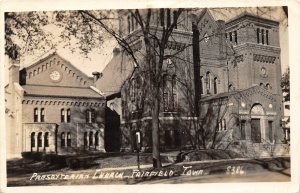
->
[[250, 104, 265, 143], [251, 118, 261, 143]]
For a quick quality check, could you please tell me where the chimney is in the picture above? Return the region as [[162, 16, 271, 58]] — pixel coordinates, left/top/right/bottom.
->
[[8, 45, 21, 85], [113, 47, 120, 57], [92, 71, 102, 82]]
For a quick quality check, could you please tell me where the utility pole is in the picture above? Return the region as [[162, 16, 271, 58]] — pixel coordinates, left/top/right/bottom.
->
[[192, 22, 201, 117]]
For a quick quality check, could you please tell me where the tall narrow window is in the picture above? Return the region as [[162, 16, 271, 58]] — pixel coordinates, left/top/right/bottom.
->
[[173, 11, 178, 29], [229, 32, 232, 42], [31, 132, 35, 148], [89, 131, 93, 146], [44, 132, 49, 147], [40, 108, 45, 122], [266, 30, 269, 45], [61, 109, 65, 122], [163, 74, 169, 111], [160, 8, 164, 26], [171, 75, 177, 110], [86, 109, 91, 123], [95, 131, 99, 146], [257, 28, 260, 43], [34, 108, 38, 122], [268, 121, 273, 142], [127, 16, 131, 33], [213, 77, 218, 94], [131, 13, 135, 31], [222, 119, 226, 131], [67, 132, 71, 147], [234, 30, 237, 44], [91, 109, 95, 123], [261, 29, 265, 44], [67, 109, 71, 123], [84, 132, 88, 147], [38, 132, 42, 147], [218, 121, 222, 131], [206, 72, 211, 94], [241, 120, 246, 140], [200, 76, 204, 94], [266, 83, 271, 90], [167, 9, 171, 27], [61, 132, 65, 147]]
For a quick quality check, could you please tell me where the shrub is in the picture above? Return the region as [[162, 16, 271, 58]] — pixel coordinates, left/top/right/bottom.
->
[[21, 152, 43, 161], [42, 154, 67, 167]]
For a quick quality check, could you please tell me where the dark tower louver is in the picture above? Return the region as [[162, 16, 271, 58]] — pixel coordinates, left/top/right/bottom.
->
[[192, 22, 200, 116]]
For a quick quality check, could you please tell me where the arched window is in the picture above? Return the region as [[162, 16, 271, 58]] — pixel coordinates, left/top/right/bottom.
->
[[29, 72, 33, 78], [229, 32, 232, 42], [31, 132, 35, 148], [266, 83, 271, 90], [206, 72, 211, 94], [67, 132, 71, 147], [61, 109, 65, 122], [44, 132, 49, 147], [86, 109, 90, 123], [38, 132, 42, 147], [229, 84, 233, 91], [89, 131, 93, 146], [61, 132, 65, 147], [67, 109, 71, 123], [95, 131, 99, 146], [40, 108, 45, 122], [260, 83, 264, 87], [34, 108, 38, 122], [84, 132, 88, 147], [213, 77, 218, 94], [200, 76, 204, 94]]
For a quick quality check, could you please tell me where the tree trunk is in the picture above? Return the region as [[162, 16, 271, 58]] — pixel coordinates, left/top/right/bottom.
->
[[152, 94, 162, 169]]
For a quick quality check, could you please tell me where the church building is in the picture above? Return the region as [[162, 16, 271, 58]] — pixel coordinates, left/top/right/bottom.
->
[[5, 51, 106, 158], [95, 9, 289, 157]]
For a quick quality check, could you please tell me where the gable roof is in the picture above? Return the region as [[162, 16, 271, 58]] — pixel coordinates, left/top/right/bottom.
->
[[22, 84, 104, 99], [95, 51, 135, 96], [24, 51, 92, 81]]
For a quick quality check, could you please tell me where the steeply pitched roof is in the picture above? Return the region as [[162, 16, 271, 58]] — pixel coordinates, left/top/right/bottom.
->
[[22, 85, 104, 99], [201, 85, 275, 102], [95, 51, 135, 96]]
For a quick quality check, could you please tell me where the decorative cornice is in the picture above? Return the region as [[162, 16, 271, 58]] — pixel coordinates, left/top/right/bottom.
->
[[22, 99, 105, 107], [253, 54, 276, 63]]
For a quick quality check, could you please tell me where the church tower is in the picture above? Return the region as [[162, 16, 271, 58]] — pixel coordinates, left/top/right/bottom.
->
[[225, 13, 282, 96]]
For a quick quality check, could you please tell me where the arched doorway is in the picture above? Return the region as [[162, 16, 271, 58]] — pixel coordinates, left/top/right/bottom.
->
[[250, 104, 264, 143]]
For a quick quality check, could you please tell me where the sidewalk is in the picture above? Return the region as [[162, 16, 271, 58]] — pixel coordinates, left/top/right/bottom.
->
[[98, 156, 290, 172]]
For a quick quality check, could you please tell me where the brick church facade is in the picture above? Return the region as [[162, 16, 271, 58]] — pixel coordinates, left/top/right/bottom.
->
[[96, 9, 289, 157], [5, 52, 106, 158], [5, 8, 289, 158]]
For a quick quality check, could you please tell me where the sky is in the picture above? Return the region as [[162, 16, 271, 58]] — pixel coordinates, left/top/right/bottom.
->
[[7, 7, 289, 80]]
